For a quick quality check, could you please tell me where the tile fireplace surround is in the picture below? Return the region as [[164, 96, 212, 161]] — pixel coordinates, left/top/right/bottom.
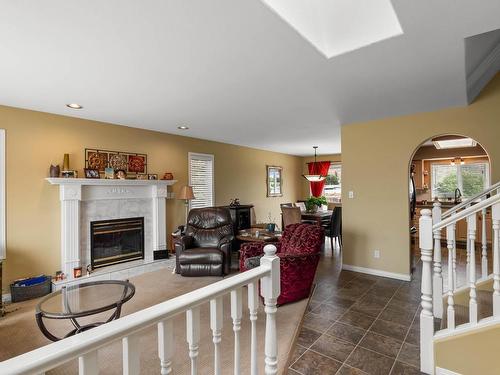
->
[[46, 178, 176, 289]]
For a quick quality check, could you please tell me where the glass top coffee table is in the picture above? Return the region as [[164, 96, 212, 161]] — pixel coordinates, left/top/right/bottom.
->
[[36, 279, 135, 341]]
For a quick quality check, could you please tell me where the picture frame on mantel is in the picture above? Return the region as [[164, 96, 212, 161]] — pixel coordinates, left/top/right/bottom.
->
[[266, 165, 283, 197]]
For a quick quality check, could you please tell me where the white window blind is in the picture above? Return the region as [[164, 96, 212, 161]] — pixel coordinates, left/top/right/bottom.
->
[[188, 152, 214, 209]]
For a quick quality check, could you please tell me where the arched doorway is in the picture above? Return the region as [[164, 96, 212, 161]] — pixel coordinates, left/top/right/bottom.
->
[[408, 135, 491, 273]]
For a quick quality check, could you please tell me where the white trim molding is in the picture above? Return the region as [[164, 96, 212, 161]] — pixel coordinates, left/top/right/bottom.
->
[[436, 367, 462, 375], [467, 42, 500, 104], [342, 264, 411, 281], [0, 129, 5, 260]]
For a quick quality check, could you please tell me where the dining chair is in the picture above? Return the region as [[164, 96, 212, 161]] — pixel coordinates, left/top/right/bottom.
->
[[325, 206, 342, 252], [281, 206, 302, 228], [295, 202, 306, 211]]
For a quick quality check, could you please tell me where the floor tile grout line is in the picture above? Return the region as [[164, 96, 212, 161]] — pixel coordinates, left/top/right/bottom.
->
[[292, 275, 379, 372], [338, 282, 405, 374], [388, 299, 422, 374]]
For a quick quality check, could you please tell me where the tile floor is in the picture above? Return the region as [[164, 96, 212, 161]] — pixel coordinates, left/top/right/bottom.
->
[[287, 242, 424, 375]]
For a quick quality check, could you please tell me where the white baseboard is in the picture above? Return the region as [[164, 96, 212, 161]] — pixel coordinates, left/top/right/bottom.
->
[[436, 367, 462, 375], [342, 264, 411, 281]]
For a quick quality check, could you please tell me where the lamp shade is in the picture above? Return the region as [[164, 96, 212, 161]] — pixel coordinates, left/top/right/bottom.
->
[[178, 185, 195, 200]]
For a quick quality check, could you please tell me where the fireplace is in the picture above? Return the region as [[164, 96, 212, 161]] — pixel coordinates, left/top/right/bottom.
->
[[90, 217, 145, 269]]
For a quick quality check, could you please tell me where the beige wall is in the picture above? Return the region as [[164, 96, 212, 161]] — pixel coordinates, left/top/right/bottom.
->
[[435, 322, 500, 375], [341, 72, 500, 277], [300, 154, 342, 198], [0, 106, 303, 290]]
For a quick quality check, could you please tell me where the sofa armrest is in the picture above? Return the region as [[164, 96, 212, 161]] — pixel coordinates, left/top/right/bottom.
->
[[239, 242, 282, 271]]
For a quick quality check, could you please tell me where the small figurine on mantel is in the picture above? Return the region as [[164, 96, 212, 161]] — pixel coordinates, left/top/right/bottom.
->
[[229, 198, 240, 207], [162, 172, 174, 180]]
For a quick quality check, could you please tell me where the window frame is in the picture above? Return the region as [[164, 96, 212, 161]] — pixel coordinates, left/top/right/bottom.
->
[[430, 159, 490, 200], [188, 152, 215, 210], [322, 163, 342, 202]]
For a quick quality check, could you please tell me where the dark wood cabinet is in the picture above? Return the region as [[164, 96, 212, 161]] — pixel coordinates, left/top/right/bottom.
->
[[224, 205, 253, 234]]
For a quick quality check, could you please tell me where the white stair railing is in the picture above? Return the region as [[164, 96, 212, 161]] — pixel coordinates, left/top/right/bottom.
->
[[419, 187, 500, 374], [0, 245, 281, 375]]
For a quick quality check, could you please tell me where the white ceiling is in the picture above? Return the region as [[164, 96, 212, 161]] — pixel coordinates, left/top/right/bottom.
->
[[0, 1, 500, 156]]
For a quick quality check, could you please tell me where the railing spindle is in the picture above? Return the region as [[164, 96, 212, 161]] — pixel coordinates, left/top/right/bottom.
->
[[482, 207, 488, 279], [158, 319, 173, 374], [467, 214, 478, 323], [493, 202, 500, 316], [419, 209, 434, 373], [210, 297, 223, 375], [452, 223, 457, 291], [446, 225, 455, 330], [248, 281, 259, 375], [78, 350, 98, 375], [186, 307, 200, 375], [260, 245, 280, 375], [432, 201, 443, 318], [231, 288, 243, 375], [122, 333, 140, 375]]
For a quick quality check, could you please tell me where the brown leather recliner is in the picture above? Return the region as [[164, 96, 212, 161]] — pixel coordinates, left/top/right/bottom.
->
[[174, 207, 234, 276]]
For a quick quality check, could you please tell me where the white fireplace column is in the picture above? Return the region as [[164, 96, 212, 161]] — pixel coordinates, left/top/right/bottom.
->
[[151, 185, 168, 259], [60, 184, 82, 277]]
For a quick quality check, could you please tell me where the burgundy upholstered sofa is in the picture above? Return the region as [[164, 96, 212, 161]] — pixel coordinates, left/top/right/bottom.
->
[[239, 223, 324, 305]]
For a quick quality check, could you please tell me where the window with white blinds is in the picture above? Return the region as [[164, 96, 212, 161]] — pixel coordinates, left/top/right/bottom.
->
[[188, 152, 214, 209]]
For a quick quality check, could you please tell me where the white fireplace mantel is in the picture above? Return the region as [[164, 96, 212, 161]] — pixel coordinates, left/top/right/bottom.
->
[[46, 178, 177, 280]]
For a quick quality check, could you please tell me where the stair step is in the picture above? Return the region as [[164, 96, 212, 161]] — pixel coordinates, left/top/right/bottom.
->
[[440, 290, 493, 329]]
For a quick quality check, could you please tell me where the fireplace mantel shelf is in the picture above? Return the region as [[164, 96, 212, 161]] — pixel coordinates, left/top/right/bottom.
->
[[46, 177, 177, 186]]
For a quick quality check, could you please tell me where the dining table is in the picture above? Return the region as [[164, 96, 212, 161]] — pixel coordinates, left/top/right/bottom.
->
[[301, 210, 333, 226]]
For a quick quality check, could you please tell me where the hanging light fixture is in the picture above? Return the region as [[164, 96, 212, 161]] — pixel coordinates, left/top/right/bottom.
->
[[302, 146, 327, 182]]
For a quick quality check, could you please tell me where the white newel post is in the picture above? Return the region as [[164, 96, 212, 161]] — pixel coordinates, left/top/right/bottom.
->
[[432, 201, 443, 318], [60, 184, 82, 277], [260, 244, 280, 375], [419, 209, 434, 374], [151, 185, 168, 259], [493, 202, 500, 316], [467, 214, 478, 323]]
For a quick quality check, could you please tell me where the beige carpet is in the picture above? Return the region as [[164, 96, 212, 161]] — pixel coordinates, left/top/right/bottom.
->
[[0, 268, 307, 374]]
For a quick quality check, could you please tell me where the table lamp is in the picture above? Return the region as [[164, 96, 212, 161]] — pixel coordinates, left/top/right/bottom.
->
[[178, 185, 195, 224]]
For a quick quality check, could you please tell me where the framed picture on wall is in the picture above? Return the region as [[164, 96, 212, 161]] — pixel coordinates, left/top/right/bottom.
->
[[267, 165, 283, 197]]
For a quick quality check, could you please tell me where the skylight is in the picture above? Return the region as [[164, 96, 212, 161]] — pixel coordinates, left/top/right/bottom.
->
[[260, 0, 404, 59], [433, 138, 478, 149]]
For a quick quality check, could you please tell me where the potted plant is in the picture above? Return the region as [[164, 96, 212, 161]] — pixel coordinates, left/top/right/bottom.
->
[[305, 196, 327, 213]]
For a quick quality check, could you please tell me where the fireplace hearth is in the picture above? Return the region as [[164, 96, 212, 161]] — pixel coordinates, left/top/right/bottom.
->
[[90, 217, 145, 269]]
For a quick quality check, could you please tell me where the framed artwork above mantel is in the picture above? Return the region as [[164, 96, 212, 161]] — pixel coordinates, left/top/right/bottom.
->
[[85, 148, 147, 177], [267, 165, 283, 197]]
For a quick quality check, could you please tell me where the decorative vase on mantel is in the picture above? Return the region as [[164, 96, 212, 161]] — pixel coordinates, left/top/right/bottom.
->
[[49, 164, 60, 178], [62, 154, 70, 171]]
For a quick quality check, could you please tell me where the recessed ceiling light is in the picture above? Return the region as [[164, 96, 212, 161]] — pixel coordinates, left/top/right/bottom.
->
[[66, 103, 83, 110], [177, 125, 189, 130], [433, 138, 477, 149]]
